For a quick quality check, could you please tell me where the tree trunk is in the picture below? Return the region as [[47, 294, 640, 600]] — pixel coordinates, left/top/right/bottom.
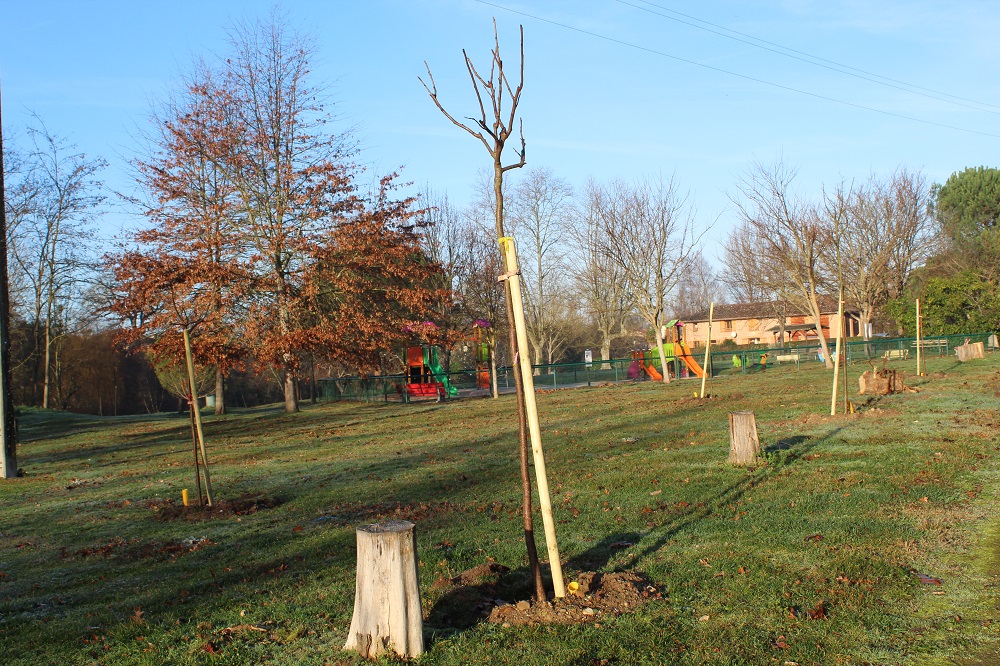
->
[[653, 321, 671, 384], [214, 369, 226, 415], [489, 345, 499, 399], [496, 160, 546, 602], [343, 520, 424, 660], [42, 321, 51, 409], [807, 292, 834, 369], [283, 369, 298, 413], [728, 411, 761, 466], [310, 355, 318, 404], [600, 334, 612, 370]]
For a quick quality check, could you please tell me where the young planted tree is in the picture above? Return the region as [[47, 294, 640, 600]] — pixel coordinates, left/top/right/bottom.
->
[[421, 22, 549, 600], [594, 177, 701, 383], [732, 161, 834, 368]]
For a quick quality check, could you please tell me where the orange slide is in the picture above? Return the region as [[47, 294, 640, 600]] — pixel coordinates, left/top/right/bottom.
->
[[643, 361, 663, 381], [675, 343, 705, 378]]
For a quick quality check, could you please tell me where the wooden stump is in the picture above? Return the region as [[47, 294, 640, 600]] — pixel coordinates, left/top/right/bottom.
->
[[728, 411, 761, 466], [955, 342, 985, 362], [858, 369, 904, 395], [344, 520, 424, 660]]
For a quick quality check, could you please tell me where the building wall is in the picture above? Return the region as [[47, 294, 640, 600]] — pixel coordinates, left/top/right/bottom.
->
[[681, 313, 858, 348]]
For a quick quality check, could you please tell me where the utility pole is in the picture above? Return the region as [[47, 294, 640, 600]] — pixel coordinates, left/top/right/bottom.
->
[[0, 85, 19, 478]]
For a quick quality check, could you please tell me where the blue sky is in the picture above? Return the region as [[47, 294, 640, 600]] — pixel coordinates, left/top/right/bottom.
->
[[2, 0, 999, 259]]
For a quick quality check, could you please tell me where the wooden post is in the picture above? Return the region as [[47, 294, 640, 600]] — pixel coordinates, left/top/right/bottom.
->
[[498, 237, 565, 598], [830, 289, 844, 416], [344, 520, 424, 660], [183, 327, 213, 506], [915, 299, 923, 376], [728, 411, 761, 466], [700, 302, 714, 398]]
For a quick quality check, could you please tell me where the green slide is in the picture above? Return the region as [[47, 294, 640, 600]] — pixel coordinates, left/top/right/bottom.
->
[[424, 347, 458, 396]]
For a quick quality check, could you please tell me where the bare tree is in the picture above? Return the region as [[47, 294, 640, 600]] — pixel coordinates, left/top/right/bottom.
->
[[421, 21, 547, 601], [509, 167, 574, 372], [721, 221, 772, 303], [732, 160, 834, 368], [821, 169, 932, 340], [670, 249, 725, 318], [420, 187, 467, 371], [594, 177, 701, 383], [571, 183, 632, 365], [13, 119, 104, 408], [456, 219, 505, 398]]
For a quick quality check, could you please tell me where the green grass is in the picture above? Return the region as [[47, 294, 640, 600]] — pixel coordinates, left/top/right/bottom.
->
[[2, 356, 1000, 664]]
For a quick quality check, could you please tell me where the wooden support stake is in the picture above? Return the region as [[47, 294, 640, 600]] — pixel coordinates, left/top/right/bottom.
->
[[830, 289, 844, 416], [915, 299, 923, 376], [344, 520, 424, 660], [183, 327, 213, 506], [499, 237, 565, 598], [700, 302, 714, 398], [728, 411, 761, 466]]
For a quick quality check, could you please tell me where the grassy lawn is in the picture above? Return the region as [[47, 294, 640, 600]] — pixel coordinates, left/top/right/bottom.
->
[[2, 356, 1000, 665]]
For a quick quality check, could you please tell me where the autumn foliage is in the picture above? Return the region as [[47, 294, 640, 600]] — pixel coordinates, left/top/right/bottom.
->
[[107, 18, 446, 412]]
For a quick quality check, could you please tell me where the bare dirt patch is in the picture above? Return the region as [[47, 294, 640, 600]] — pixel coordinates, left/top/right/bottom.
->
[[61, 536, 213, 561], [427, 564, 663, 629], [154, 493, 280, 521]]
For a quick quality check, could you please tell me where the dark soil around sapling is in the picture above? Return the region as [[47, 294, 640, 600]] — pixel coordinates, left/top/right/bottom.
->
[[426, 563, 663, 629], [154, 493, 280, 521]]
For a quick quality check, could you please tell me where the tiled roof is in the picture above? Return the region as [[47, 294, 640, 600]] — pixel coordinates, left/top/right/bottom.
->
[[682, 297, 855, 323]]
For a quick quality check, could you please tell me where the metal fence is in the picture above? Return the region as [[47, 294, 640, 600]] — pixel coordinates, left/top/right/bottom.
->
[[318, 332, 997, 402]]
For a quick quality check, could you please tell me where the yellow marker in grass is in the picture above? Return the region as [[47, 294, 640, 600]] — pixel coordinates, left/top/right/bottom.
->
[[182, 489, 190, 506]]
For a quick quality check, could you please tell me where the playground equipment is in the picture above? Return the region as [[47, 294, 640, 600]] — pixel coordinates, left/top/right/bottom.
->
[[472, 320, 492, 390], [475, 343, 491, 389], [405, 346, 458, 400], [629, 350, 662, 380], [664, 319, 706, 379], [626, 320, 706, 381]]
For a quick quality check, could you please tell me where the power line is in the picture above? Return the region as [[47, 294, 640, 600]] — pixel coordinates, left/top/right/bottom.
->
[[620, 0, 1000, 116], [473, 0, 1000, 140], [627, 0, 1000, 113]]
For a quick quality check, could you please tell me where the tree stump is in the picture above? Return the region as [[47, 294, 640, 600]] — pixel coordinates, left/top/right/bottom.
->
[[344, 520, 424, 660], [858, 369, 904, 395], [728, 411, 761, 466], [955, 342, 985, 362]]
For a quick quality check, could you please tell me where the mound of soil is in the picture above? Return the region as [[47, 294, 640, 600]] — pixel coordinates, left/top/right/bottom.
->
[[154, 493, 279, 521], [427, 564, 663, 629], [488, 572, 663, 626]]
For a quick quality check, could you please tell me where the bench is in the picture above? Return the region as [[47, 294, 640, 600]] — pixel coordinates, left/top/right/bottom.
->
[[775, 353, 800, 364], [883, 349, 909, 360], [911, 339, 947, 353]]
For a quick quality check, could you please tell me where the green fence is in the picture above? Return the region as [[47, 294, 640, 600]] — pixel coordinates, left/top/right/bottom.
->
[[318, 332, 997, 401]]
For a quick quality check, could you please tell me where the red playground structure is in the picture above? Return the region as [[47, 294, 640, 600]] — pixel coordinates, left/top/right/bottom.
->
[[405, 346, 456, 401]]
